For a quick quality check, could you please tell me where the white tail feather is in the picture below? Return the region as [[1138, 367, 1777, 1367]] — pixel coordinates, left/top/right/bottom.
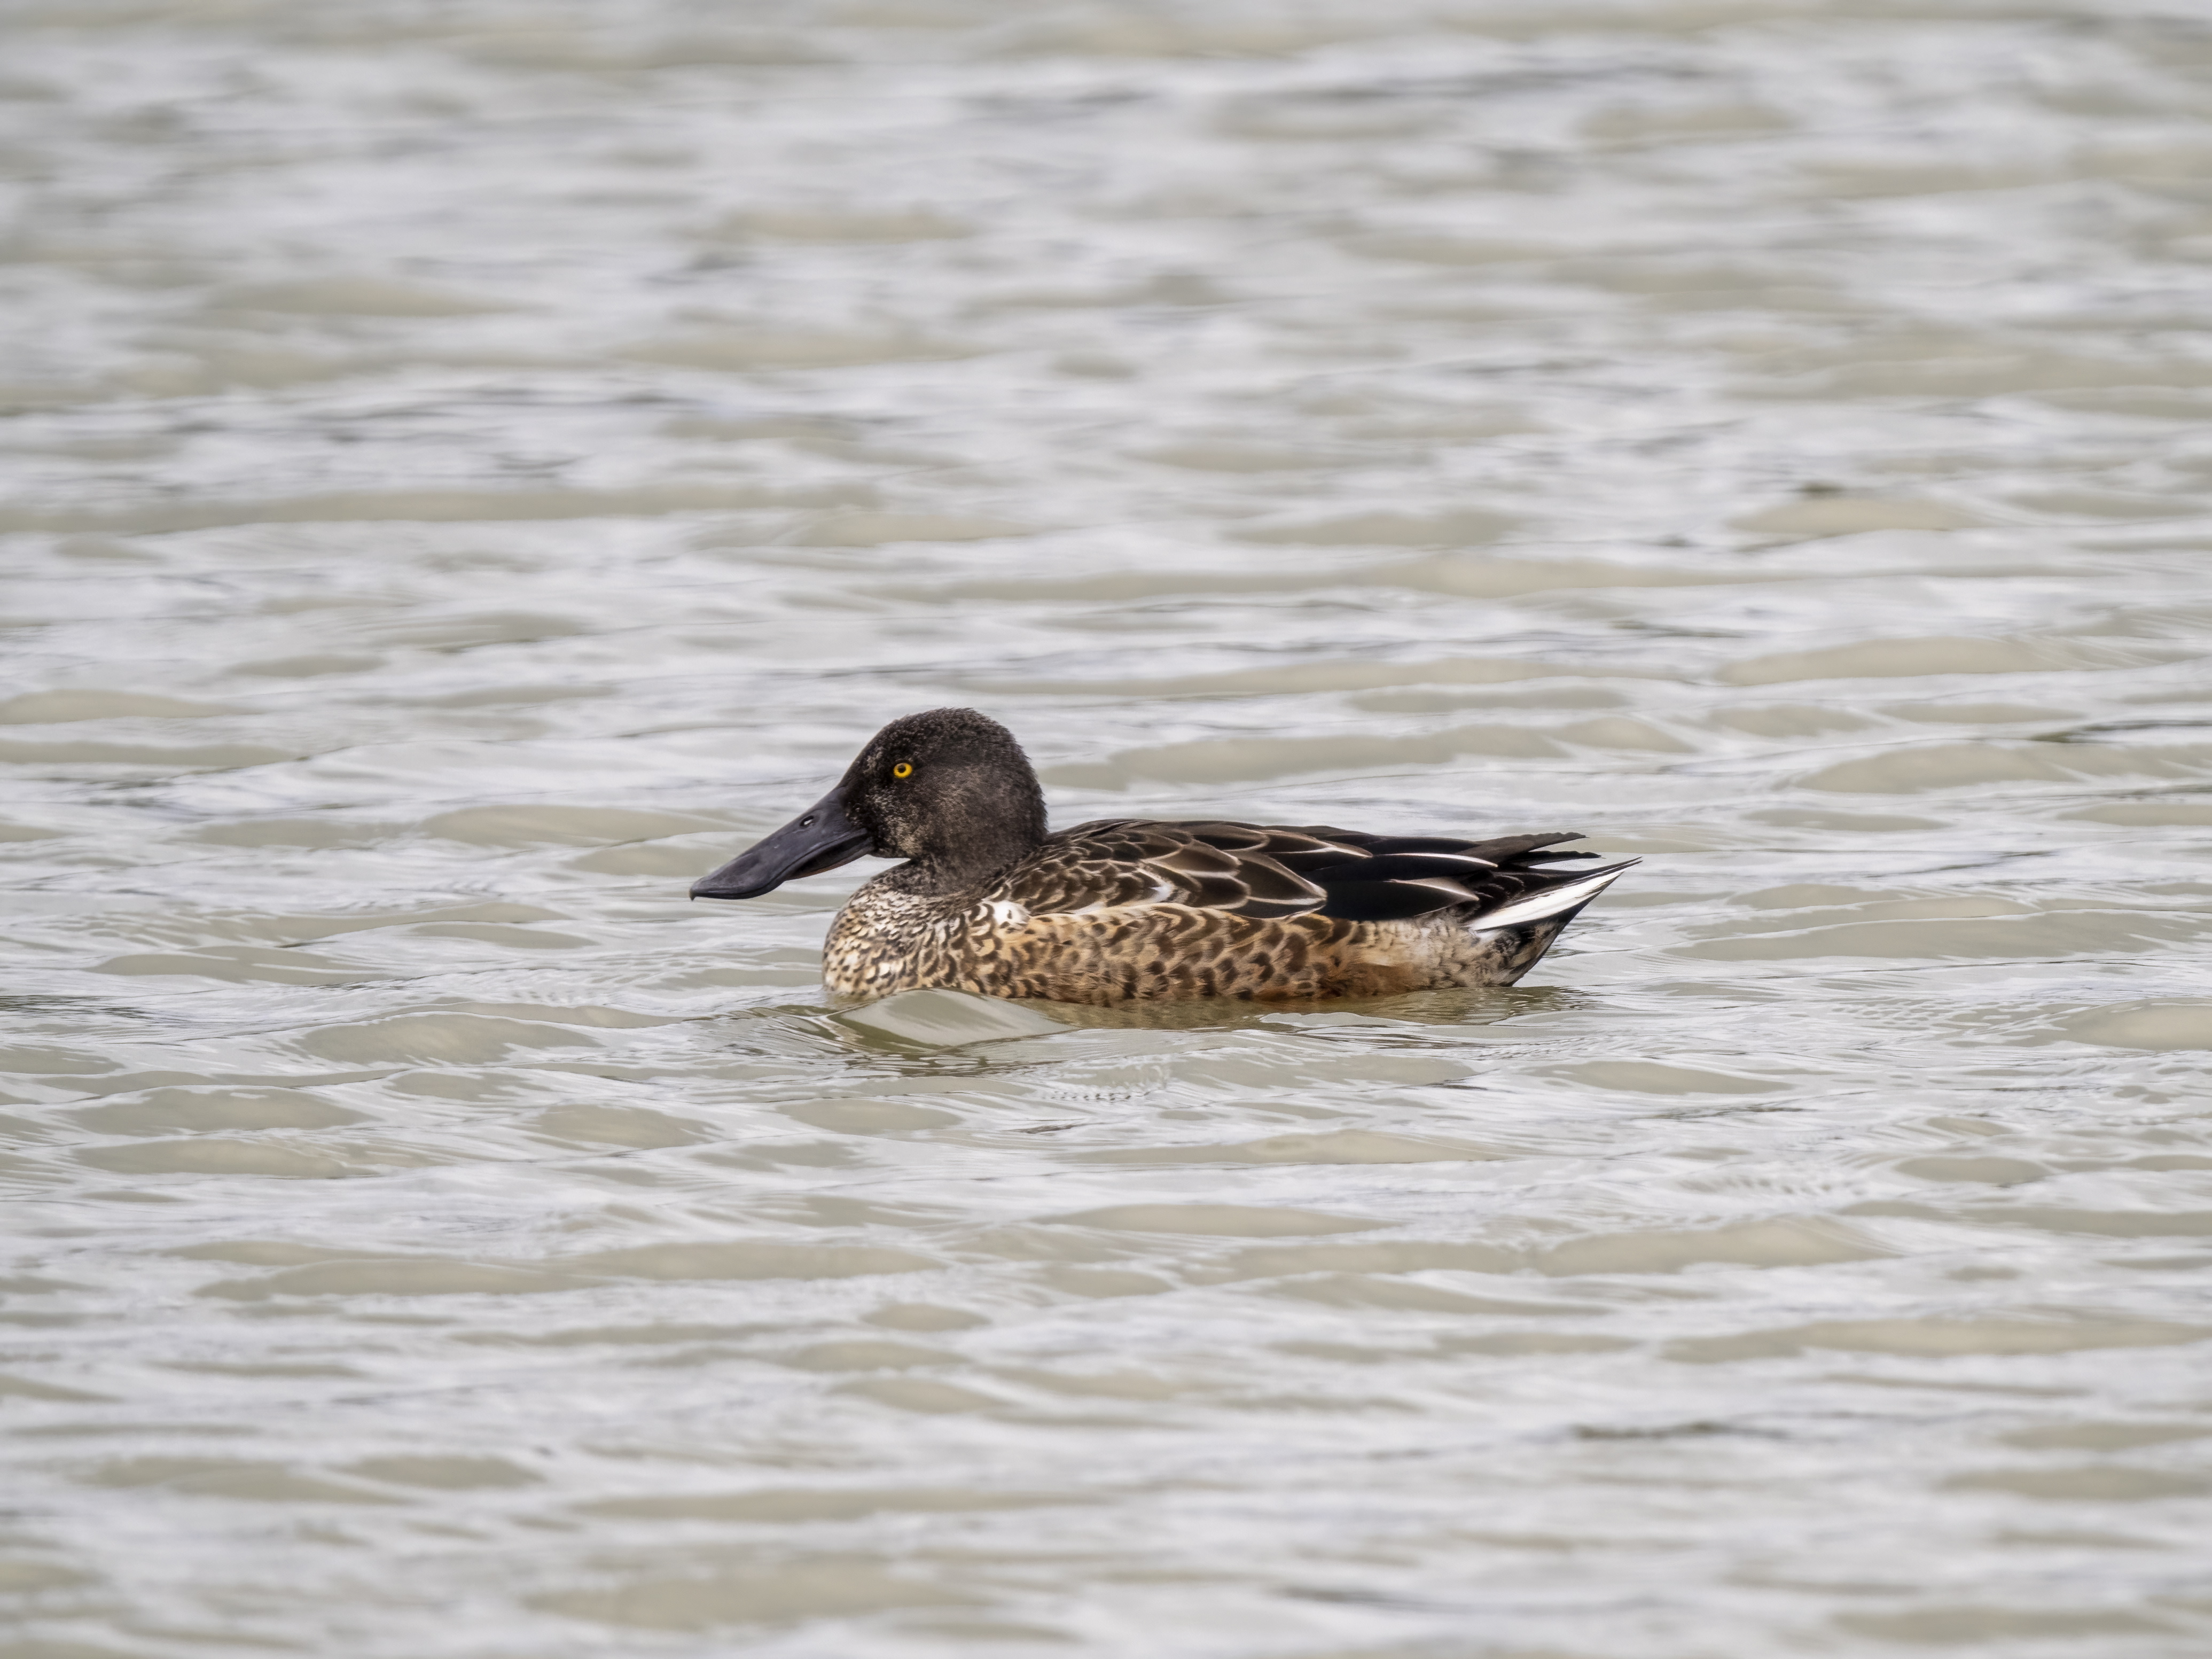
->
[[1471, 861, 1636, 933]]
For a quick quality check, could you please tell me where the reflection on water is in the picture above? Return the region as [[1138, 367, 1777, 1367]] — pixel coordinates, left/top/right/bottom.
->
[[4, 0, 2212, 1655]]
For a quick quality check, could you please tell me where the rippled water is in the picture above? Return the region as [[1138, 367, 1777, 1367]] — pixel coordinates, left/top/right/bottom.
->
[[5, 2, 2212, 1655]]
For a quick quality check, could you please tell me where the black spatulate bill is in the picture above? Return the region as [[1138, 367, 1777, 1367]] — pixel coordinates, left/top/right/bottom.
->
[[690, 785, 871, 900]]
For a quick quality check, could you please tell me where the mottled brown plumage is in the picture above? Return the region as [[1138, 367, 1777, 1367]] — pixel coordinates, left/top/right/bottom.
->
[[692, 709, 1636, 1005]]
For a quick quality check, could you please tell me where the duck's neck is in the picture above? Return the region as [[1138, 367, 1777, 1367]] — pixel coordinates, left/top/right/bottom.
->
[[886, 827, 1039, 898], [887, 787, 1046, 899]]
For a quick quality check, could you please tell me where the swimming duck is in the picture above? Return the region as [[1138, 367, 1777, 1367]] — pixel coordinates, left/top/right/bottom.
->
[[690, 708, 1635, 1004]]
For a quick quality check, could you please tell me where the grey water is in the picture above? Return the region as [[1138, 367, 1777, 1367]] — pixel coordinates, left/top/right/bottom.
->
[[3, 2, 2210, 1655]]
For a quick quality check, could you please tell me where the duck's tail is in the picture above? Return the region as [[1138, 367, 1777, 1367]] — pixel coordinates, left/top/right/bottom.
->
[[1471, 857, 1639, 934]]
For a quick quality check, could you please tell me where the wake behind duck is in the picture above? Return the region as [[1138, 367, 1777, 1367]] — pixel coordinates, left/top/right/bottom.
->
[[691, 708, 1634, 1005]]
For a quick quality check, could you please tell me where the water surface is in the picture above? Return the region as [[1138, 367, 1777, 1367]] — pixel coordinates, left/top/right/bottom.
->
[[4, 2, 2211, 1655]]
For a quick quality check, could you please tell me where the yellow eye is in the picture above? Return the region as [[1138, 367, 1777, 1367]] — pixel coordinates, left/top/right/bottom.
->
[[892, 762, 912, 778]]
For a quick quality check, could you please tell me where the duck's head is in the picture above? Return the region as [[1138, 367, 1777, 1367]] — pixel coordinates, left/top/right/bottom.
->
[[690, 707, 1048, 900]]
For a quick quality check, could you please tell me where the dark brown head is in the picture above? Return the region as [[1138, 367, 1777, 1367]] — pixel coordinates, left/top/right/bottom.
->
[[690, 708, 1048, 901]]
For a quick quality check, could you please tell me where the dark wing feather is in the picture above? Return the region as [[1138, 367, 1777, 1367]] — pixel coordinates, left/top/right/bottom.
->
[[1007, 819, 1620, 926], [1008, 820, 1330, 920], [1451, 831, 1596, 865]]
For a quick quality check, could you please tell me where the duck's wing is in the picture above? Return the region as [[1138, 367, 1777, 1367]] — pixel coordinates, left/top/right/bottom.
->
[[1005, 820, 1632, 925], [1004, 821, 1335, 920]]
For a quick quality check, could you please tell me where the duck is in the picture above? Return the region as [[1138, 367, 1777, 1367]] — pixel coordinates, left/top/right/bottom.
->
[[689, 708, 1635, 1005]]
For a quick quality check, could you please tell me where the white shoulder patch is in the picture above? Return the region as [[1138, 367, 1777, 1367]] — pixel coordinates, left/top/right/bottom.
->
[[983, 899, 1030, 928]]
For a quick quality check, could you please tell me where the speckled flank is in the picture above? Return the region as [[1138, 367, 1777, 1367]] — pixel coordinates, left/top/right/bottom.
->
[[824, 886, 1584, 1004]]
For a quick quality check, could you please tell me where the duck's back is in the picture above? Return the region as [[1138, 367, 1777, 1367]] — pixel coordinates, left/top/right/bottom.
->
[[825, 819, 1634, 1004]]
